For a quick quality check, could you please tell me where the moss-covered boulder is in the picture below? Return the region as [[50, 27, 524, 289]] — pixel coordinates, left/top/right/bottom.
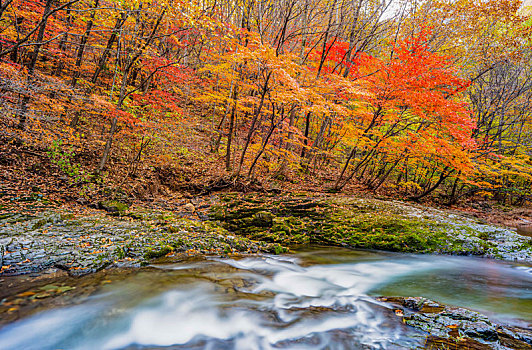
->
[[379, 297, 532, 349], [208, 193, 505, 255], [98, 200, 129, 216]]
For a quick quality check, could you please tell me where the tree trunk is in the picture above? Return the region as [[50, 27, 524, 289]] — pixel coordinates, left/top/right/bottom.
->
[[91, 13, 127, 84], [53, 5, 73, 77], [17, 0, 53, 129], [225, 106, 236, 171], [117, 8, 166, 108], [70, 0, 100, 87], [410, 167, 454, 202], [98, 117, 118, 172], [300, 111, 311, 160], [236, 71, 271, 176], [247, 110, 286, 179], [98, 9, 165, 172]]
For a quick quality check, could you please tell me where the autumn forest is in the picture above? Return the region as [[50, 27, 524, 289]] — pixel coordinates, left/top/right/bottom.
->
[[3, 1, 532, 347], [1, 0, 532, 205]]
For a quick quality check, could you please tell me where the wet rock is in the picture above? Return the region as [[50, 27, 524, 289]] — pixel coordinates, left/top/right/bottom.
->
[[498, 326, 532, 348], [464, 324, 498, 341], [379, 297, 532, 349]]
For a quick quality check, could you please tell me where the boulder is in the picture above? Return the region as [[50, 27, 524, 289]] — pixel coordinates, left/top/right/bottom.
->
[[379, 296, 532, 349], [98, 200, 129, 216]]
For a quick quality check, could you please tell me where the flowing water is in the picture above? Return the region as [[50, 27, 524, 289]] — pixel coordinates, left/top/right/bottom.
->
[[0, 248, 531, 349]]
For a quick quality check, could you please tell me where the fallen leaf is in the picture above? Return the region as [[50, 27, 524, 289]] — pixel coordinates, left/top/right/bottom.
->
[[17, 291, 36, 297]]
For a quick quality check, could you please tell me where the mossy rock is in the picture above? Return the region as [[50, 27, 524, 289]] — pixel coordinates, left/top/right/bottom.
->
[[0, 213, 14, 220], [31, 218, 48, 230], [210, 194, 455, 254], [99, 200, 129, 216], [251, 211, 274, 227], [144, 245, 174, 259]]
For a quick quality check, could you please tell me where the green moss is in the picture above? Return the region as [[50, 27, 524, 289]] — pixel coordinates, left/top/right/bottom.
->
[[210, 194, 454, 253], [520, 239, 532, 249], [31, 218, 48, 230], [273, 244, 288, 255], [144, 245, 174, 259], [252, 211, 274, 227], [167, 226, 180, 233], [0, 213, 13, 220], [61, 213, 75, 220], [100, 200, 129, 216]]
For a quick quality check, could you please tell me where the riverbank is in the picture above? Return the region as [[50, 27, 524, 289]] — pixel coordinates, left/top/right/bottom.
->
[[1, 192, 531, 278], [0, 200, 285, 277]]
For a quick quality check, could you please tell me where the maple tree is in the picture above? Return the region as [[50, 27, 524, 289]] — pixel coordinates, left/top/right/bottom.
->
[[0, 0, 530, 205]]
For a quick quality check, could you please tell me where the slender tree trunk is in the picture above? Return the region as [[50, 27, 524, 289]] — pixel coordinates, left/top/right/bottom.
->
[[333, 147, 356, 190], [307, 115, 330, 171], [300, 111, 311, 160], [247, 111, 286, 179], [299, 0, 309, 63], [333, 107, 382, 190], [335, 143, 381, 191], [410, 167, 453, 201], [0, 0, 80, 59], [235, 71, 271, 176], [342, 0, 362, 78], [0, 0, 14, 22], [372, 158, 402, 191], [448, 171, 462, 205], [17, 0, 53, 129], [53, 5, 73, 77], [70, 0, 100, 87], [213, 79, 236, 153], [225, 106, 236, 171], [98, 117, 118, 172], [117, 8, 166, 107], [92, 13, 127, 84], [276, 107, 297, 176], [97, 8, 166, 172], [316, 0, 337, 78]]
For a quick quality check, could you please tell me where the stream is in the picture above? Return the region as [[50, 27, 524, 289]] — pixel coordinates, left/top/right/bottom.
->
[[0, 248, 531, 349]]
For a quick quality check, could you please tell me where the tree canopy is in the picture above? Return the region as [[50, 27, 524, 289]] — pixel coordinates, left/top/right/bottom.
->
[[1, 0, 531, 204]]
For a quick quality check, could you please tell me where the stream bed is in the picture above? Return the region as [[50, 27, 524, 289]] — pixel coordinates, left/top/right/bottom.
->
[[0, 248, 531, 349]]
